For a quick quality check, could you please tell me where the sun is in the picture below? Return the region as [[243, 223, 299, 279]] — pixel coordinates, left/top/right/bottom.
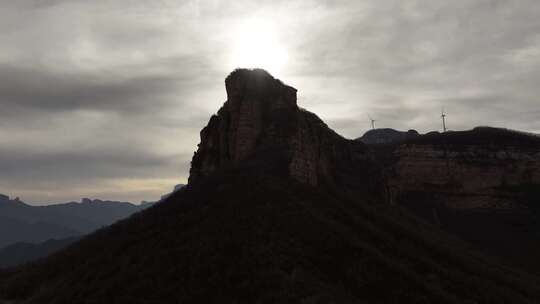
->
[[230, 19, 288, 75]]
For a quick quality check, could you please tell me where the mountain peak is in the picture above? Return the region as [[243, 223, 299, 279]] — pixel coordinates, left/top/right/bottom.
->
[[224, 68, 297, 105], [189, 69, 300, 184], [189, 69, 373, 189]]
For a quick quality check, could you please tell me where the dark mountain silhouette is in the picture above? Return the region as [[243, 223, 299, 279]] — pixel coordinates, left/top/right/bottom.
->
[[357, 128, 419, 145], [1, 69, 539, 303], [189, 69, 377, 192], [0, 195, 152, 248], [405, 126, 540, 147], [0, 237, 79, 269]]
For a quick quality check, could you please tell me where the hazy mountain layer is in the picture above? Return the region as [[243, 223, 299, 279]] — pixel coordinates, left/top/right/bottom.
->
[[0, 195, 151, 248]]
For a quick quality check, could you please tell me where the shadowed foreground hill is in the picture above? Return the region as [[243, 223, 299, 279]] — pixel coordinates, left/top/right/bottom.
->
[[2, 167, 540, 303], [1, 69, 539, 303]]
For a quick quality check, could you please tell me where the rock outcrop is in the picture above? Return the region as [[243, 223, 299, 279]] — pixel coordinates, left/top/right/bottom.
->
[[381, 128, 540, 272], [189, 69, 373, 188], [188, 71, 540, 272], [392, 145, 540, 198], [386, 128, 540, 209]]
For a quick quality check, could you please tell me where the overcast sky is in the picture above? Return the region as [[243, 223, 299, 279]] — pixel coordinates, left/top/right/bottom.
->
[[1, 0, 539, 205]]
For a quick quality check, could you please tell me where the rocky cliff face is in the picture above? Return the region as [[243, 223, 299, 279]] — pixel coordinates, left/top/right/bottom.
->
[[389, 144, 540, 210], [387, 129, 540, 210], [382, 129, 540, 272], [189, 69, 374, 189]]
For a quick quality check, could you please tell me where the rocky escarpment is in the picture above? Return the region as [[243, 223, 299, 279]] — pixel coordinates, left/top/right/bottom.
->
[[392, 145, 539, 199], [387, 128, 540, 209], [190, 69, 374, 189], [381, 128, 540, 272]]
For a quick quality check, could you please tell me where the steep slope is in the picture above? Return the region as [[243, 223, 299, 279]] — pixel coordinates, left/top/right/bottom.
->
[[3, 166, 540, 303], [1, 70, 539, 303]]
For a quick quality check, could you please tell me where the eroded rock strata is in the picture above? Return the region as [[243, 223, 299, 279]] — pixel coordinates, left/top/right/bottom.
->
[[189, 69, 374, 190], [387, 131, 540, 210], [380, 129, 540, 271]]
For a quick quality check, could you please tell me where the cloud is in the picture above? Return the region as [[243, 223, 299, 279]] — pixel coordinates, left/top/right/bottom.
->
[[0, 64, 192, 113]]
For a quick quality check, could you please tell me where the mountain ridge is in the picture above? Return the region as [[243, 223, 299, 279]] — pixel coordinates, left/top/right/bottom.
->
[[357, 128, 420, 145], [0, 195, 152, 248]]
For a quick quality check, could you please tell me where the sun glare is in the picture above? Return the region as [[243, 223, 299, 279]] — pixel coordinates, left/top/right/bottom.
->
[[230, 19, 288, 75]]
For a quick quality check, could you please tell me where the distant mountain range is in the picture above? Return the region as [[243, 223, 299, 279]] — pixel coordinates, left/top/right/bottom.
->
[[0, 194, 152, 249], [0, 184, 186, 268]]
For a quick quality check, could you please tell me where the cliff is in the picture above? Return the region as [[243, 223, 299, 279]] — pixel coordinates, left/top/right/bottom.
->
[[382, 127, 540, 272], [190, 69, 374, 190], [387, 128, 540, 209]]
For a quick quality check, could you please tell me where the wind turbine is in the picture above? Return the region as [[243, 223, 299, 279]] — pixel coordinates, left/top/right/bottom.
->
[[367, 114, 376, 130], [441, 107, 447, 132]]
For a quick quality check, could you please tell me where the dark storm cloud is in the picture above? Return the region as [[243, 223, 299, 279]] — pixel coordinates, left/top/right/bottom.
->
[[1, 0, 539, 203], [0, 64, 188, 113], [0, 147, 186, 181]]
